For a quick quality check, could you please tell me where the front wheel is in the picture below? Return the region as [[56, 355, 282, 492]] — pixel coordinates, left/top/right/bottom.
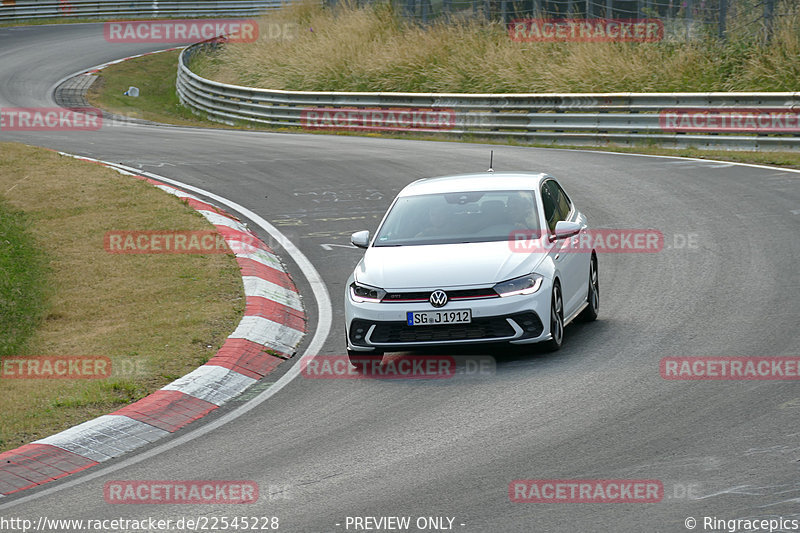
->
[[543, 282, 564, 351], [579, 255, 599, 322]]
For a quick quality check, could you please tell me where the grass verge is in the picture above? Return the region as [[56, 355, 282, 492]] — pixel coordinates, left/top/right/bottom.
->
[[0, 198, 48, 358], [88, 48, 800, 170], [88, 49, 209, 127], [0, 143, 244, 452]]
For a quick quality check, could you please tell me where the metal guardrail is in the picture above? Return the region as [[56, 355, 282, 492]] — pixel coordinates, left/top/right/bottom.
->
[[0, 1, 284, 22], [177, 42, 800, 151]]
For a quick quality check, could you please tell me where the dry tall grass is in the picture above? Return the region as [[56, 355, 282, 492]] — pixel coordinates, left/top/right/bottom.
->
[[192, 0, 800, 93]]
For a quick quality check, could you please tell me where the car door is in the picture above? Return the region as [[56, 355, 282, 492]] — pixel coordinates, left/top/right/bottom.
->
[[542, 179, 587, 319]]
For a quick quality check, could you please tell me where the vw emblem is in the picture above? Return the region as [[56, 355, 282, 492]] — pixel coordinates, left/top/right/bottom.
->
[[429, 290, 448, 308]]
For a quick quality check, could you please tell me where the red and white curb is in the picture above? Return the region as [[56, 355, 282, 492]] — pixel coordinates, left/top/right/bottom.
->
[[0, 153, 306, 497]]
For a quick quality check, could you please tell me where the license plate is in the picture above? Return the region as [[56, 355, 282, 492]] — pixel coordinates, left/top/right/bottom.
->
[[407, 310, 472, 326]]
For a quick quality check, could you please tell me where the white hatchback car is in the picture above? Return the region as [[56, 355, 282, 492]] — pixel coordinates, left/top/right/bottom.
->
[[344, 172, 598, 365]]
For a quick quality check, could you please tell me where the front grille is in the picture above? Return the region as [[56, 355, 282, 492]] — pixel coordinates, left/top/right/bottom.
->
[[382, 288, 498, 302], [372, 318, 514, 343]]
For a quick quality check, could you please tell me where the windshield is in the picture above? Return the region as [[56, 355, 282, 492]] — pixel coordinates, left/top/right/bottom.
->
[[374, 190, 540, 246]]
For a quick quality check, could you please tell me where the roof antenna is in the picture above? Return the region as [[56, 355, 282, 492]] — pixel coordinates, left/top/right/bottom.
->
[[487, 150, 494, 173]]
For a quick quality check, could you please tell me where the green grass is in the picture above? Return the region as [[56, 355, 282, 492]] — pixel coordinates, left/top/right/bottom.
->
[[0, 143, 244, 452], [0, 199, 49, 357], [88, 49, 208, 127]]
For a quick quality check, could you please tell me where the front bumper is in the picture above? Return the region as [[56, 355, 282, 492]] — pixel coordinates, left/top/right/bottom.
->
[[345, 285, 552, 351]]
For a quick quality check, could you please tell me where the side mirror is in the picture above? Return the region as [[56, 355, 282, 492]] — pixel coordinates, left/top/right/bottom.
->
[[552, 221, 581, 240], [351, 230, 370, 249]]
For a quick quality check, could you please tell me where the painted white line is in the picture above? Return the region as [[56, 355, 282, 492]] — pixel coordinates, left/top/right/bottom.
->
[[0, 161, 332, 510], [560, 147, 800, 175], [320, 243, 358, 251]]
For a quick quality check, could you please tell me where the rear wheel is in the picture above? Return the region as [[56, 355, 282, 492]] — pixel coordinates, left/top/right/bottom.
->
[[543, 282, 564, 351], [579, 254, 599, 322]]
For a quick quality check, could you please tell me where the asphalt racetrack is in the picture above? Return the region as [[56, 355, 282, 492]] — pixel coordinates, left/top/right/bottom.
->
[[1, 22, 799, 533]]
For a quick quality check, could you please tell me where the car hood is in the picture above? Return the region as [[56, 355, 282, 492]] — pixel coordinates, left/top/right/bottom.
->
[[355, 241, 547, 289]]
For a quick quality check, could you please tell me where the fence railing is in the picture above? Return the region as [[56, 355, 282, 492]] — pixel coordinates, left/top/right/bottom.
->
[[0, 1, 285, 22], [176, 42, 800, 151]]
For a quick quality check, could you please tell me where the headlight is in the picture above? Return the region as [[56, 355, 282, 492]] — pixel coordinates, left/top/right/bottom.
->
[[493, 274, 544, 297], [349, 282, 386, 303]]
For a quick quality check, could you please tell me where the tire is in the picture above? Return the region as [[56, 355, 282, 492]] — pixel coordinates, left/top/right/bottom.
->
[[543, 282, 564, 351], [579, 254, 599, 322]]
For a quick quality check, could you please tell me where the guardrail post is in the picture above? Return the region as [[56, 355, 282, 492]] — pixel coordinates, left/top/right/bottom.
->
[[405, 0, 416, 18], [764, 0, 776, 41], [685, 0, 694, 41]]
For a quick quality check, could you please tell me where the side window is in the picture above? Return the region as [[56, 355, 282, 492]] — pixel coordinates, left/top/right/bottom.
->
[[540, 182, 559, 232], [551, 181, 573, 221]]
